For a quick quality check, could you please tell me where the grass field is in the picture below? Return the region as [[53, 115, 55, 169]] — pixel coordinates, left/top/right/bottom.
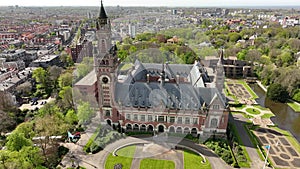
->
[[245, 108, 261, 115], [105, 146, 136, 169], [140, 159, 175, 169], [261, 113, 275, 119], [253, 105, 269, 110], [183, 149, 211, 169], [287, 100, 300, 112]]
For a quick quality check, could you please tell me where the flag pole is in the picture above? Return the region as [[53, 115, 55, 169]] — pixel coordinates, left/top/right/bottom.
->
[[263, 145, 270, 169]]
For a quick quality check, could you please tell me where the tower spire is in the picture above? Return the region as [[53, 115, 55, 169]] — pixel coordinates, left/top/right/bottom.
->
[[99, 0, 108, 19]]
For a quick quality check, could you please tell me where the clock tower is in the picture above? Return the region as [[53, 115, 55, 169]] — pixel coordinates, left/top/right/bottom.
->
[[94, 0, 119, 123]]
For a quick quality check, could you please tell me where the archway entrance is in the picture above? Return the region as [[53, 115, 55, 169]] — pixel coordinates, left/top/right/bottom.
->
[[140, 124, 146, 131], [191, 128, 198, 135], [184, 127, 190, 134], [169, 126, 175, 133], [176, 127, 183, 133], [158, 125, 164, 133], [147, 125, 154, 132], [126, 124, 132, 131], [133, 124, 139, 131], [106, 119, 112, 126]]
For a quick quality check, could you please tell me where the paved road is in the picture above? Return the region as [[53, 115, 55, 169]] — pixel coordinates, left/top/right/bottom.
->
[[229, 113, 266, 169]]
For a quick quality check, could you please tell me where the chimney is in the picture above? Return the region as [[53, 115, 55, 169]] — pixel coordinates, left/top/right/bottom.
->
[[176, 74, 180, 84], [147, 74, 150, 83]]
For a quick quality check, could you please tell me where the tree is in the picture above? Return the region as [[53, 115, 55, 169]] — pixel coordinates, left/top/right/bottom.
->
[[76, 57, 93, 80], [14, 122, 35, 139], [237, 49, 247, 60], [0, 92, 17, 132], [5, 132, 32, 151], [34, 113, 69, 166], [245, 49, 261, 63], [58, 86, 74, 110], [18, 146, 44, 169], [15, 82, 32, 97], [48, 66, 63, 82], [293, 90, 300, 102], [58, 72, 73, 88], [60, 51, 73, 67], [32, 67, 48, 85], [65, 109, 78, 125], [228, 32, 241, 43], [77, 101, 94, 125], [38, 101, 60, 117], [267, 83, 289, 103], [32, 67, 50, 96]]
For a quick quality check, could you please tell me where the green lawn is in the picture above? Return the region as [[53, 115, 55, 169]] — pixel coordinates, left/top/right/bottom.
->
[[253, 105, 269, 110], [183, 149, 211, 169], [245, 108, 261, 115], [140, 159, 175, 169], [287, 100, 300, 112], [105, 146, 136, 169], [261, 113, 275, 119], [233, 104, 247, 110]]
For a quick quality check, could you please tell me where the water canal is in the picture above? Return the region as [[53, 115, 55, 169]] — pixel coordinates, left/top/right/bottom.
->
[[250, 83, 300, 142]]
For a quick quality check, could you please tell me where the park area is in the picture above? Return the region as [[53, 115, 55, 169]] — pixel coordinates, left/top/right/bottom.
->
[[105, 144, 211, 169], [225, 80, 258, 105]]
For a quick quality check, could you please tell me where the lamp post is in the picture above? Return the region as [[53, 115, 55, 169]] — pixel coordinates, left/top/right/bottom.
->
[[263, 145, 270, 169]]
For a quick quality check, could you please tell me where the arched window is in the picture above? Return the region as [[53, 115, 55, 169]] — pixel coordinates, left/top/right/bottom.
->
[[210, 118, 218, 128], [101, 39, 106, 52]]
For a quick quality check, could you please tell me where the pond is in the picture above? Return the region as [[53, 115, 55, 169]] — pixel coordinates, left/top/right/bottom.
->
[[250, 84, 300, 142]]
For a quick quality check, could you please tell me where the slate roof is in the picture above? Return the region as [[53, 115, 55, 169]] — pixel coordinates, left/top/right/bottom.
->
[[115, 60, 225, 110]]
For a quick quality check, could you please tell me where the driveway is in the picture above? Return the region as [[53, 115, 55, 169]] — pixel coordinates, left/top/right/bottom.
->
[[230, 113, 266, 169]]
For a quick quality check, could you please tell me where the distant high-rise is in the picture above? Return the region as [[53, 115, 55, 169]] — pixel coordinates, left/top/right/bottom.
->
[[128, 23, 136, 38], [172, 9, 177, 15]]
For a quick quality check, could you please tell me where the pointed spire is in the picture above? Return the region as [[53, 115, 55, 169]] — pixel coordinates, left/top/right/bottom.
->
[[99, 0, 108, 19], [160, 62, 165, 86]]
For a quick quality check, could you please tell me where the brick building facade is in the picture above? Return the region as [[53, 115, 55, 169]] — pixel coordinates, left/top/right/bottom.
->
[[88, 1, 229, 138]]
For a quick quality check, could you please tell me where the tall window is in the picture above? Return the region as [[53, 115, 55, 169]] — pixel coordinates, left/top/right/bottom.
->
[[169, 117, 175, 123], [126, 114, 131, 120], [193, 118, 198, 124], [158, 116, 165, 122], [185, 117, 190, 124], [148, 115, 153, 122], [105, 110, 111, 117], [101, 39, 106, 52], [210, 118, 218, 128], [177, 117, 182, 124], [140, 115, 145, 121], [133, 114, 138, 121]]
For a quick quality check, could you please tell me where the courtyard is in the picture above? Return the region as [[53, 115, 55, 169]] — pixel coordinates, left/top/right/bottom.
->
[[105, 143, 211, 169], [226, 80, 258, 105], [254, 128, 300, 168]]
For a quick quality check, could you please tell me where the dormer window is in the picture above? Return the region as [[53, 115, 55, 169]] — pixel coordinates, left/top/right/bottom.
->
[[212, 105, 220, 110]]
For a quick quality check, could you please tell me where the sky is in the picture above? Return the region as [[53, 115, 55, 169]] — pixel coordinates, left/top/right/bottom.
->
[[1, 0, 300, 7]]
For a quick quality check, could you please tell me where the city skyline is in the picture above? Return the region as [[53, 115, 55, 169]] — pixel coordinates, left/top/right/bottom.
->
[[1, 0, 300, 7]]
